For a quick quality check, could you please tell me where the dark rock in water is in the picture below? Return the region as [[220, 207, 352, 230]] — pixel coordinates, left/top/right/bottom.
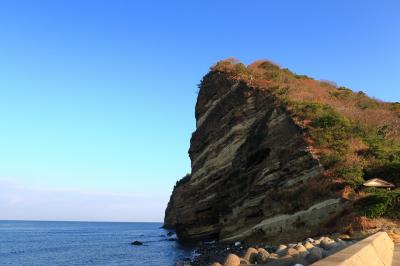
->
[[131, 241, 143, 246], [168, 237, 177, 241], [167, 231, 175, 237]]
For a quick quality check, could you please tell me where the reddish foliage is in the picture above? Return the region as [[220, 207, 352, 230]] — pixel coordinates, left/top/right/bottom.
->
[[212, 59, 400, 143]]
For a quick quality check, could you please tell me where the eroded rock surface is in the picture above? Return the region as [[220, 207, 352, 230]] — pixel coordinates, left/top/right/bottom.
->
[[164, 70, 344, 243]]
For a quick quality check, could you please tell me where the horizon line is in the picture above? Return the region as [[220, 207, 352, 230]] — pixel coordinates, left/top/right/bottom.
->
[[0, 219, 164, 224]]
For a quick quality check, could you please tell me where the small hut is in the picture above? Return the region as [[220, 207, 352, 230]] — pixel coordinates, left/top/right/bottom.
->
[[363, 178, 395, 190]]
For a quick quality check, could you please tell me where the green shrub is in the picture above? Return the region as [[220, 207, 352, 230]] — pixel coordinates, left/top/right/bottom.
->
[[235, 63, 248, 74], [291, 102, 354, 158], [357, 98, 379, 110], [363, 136, 387, 158], [385, 161, 400, 183], [259, 61, 280, 71], [337, 166, 364, 186], [294, 74, 313, 80], [312, 112, 347, 128], [320, 153, 343, 169], [390, 103, 400, 118], [361, 132, 400, 159], [361, 194, 390, 218], [294, 102, 350, 129], [320, 80, 337, 88], [365, 160, 400, 186], [330, 87, 353, 100], [358, 189, 400, 218], [339, 86, 352, 92], [299, 102, 321, 115], [264, 71, 279, 80]]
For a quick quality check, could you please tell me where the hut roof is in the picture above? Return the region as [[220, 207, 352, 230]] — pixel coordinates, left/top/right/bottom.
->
[[363, 178, 395, 188]]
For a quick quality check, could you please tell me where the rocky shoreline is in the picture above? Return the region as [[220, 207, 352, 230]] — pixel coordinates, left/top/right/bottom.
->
[[171, 224, 400, 265], [187, 234, 358, 266]]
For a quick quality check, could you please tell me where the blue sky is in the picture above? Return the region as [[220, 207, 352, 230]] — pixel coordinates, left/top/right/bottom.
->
[[0, 0, 399, 221]]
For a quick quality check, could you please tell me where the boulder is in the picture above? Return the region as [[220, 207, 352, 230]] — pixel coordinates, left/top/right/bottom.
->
[[306, 238, 315, 243], [323, 240, 348, 256], [331, 233, 351, 241], [131, 241, 143, 245], [306, 247, 323, 264], [304, 242, 315, 250], [266, 253, 279, 263], [348, 240, 357, 245], [264, 245, 276, 253], [243, 247, 258, 263], [239, 258, 250, 265], [167, 231, 174, 236], [269, 253, 279, 259], [210, 263, 222, 266], [285, 247, 299, 256], [276, 244, 287, 255], [295, 244, 308, 257], [295, 244, 308, 253], [320, 238, 336, 250], [291, 257, 309, 265], [339, 234, 351, 240], [267, 255, 296, 266], [322, 249, 333, 258], [292, 257, 309, 265], [255, 248, 270, 264], [223, 254, 241, 266], [336, 239, 348, 246]]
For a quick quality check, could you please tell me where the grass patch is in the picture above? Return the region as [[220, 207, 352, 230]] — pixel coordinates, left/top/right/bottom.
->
[[357, 188, 400, 218]]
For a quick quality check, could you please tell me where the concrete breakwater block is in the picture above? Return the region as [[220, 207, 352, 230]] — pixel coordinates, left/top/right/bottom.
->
[[312, 232, 394, 266]]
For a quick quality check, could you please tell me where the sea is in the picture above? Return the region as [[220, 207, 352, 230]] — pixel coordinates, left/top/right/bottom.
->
[[0, 220, 195, 266]]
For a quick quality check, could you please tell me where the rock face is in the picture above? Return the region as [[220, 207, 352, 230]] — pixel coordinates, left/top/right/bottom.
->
[[164, 70, 344, 243]]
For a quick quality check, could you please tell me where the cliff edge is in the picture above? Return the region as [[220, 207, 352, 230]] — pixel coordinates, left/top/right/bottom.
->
[[164, 59, 400, 243]]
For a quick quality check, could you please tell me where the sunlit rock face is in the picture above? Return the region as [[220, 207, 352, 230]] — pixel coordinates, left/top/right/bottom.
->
[[164, 71, 343, 243]]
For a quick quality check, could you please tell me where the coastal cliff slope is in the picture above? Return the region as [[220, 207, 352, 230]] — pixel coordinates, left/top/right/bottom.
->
[[164, 59, 400, 243]]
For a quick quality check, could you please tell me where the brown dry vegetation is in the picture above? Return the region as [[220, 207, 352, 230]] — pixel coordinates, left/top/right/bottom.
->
[[212, 59, 400, 143]]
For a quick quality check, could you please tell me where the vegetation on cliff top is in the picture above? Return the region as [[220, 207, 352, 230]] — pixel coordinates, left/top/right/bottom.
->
[[209, 58, 400, 219]]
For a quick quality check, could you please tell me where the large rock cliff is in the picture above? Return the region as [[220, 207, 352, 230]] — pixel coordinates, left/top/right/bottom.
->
[[164, 59, 400, 243]]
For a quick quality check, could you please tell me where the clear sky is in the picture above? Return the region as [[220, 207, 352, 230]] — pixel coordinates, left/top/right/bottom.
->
[[0, 0, 399, 222]]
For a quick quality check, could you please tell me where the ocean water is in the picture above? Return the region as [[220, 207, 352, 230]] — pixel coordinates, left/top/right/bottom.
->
[[0, 220, 194, 266]]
